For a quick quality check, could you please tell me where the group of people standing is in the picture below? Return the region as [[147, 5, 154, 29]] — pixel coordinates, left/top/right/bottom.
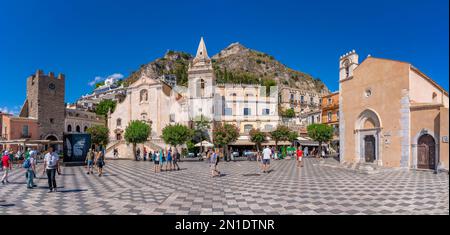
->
[[1, 146, 61, 193], [85, 145, 106, 177], [152, 148, 181, 173]]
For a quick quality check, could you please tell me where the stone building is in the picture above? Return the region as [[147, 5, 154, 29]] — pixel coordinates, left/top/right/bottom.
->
[[339, 50, 449, 171], [1, 114, 39, 151], [279, 87, 324, 116], [77, 82, 126, 112], [64, 105, 105, 134], [215, 84, 279, 135], [19, 70, 66, 141]]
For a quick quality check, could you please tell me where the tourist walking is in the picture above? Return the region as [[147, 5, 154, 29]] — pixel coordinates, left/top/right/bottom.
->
[[24, 150, 37, 189], [159, 149, 165, 171], [296, 147, 304, 168], [43, 147, 59, 193], [136, 147, 141, 161], [85, 147, 95, 175], [256, 151, 263, 173], [210, 149, 220, 177], [1, 151, 12, 185], [262, 146, 272, 173], [113, 148, 119, 159], [143, 147, 148, 161], [95, 148, 105, 177], [172, 150, 180, 171], [166, 149, 173, 171], [153, 151, 160, 173]]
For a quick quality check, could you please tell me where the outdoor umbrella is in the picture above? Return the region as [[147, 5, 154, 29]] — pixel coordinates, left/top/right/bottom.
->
[[194, 141, 214, 148]]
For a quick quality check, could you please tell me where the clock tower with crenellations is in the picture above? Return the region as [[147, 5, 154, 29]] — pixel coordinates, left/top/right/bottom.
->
[[20, 70, 65, 141]]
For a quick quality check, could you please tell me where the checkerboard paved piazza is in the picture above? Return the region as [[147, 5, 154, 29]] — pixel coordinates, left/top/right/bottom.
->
[[0, 159, 448, 215]]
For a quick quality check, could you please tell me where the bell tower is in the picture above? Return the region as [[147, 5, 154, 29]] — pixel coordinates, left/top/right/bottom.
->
[[188, 37, 217, 121], [339, 50, 359, 81]]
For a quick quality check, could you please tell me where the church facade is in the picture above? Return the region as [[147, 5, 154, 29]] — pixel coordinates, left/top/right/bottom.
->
[[339, 51, 449, 170], [106, 38, 280, 158]]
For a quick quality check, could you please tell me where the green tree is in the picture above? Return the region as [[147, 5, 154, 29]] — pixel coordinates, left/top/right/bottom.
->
[[288, 131, 299, 143], [161, 124, 193, 154], [261, 79, 277, 96], [192, 115, 211, 153], [95, 82, 104, 88], [307, 124, 334, 158], [249, 128, 267, 152], [282, 109, 296, 118], [213, 123, 240, 161], [124, 121, 151, 161], [270, 125, 290, 151], [86, 125, 110, 147], [95, 99, 117, 117]]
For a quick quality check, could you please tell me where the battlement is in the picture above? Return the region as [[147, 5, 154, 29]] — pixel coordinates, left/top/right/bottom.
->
[[340, 50, 357, 59], [32, 69, 65, 80]]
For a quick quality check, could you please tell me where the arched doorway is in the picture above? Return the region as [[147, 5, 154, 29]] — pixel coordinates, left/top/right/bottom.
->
[[355, 109, 382, 164], [417, 134, 436, 170]]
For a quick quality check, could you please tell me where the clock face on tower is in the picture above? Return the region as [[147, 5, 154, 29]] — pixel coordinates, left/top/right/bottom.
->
[[49, 83, 56, 90]]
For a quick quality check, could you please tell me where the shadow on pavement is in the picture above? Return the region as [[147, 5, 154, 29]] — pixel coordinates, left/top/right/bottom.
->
[[58, 189, 88, 193], [0, 204, 15, 207]]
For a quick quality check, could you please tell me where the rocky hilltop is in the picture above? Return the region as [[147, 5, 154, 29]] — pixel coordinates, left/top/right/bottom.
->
[[124, 42, 328, 93]]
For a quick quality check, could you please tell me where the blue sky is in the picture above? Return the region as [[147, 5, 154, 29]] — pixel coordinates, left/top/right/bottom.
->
[[0, 0, 448, 114]]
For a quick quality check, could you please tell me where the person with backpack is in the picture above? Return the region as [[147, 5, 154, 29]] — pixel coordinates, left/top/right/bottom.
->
[[1, 150, 12, 185], [85, 146, 95, 175], [95, 147, 105, 177], [24, 150, 37, 189], [43, 147, 59, 193]]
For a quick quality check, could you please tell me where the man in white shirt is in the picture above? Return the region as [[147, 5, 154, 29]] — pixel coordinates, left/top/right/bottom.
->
[[262, 146, 272, 173], [43, 147, 59, 193]]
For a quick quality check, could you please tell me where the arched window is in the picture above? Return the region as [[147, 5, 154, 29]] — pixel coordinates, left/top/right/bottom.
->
[[196, 79, 206, 98], [67, 125, 72, 133], [84, 126, 88, 133], [343, 60, 350, 78], [117, 118, 122, 127], [76, 125, 81, 133], [140, 89, 148, 102]]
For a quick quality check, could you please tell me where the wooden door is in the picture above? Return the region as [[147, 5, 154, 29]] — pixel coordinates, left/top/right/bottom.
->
[[364, 135, 376, 163], [418, 135, 436, 170]]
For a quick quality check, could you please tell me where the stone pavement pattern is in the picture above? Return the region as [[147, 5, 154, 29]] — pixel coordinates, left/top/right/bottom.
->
[[0, 159, 448, 215]]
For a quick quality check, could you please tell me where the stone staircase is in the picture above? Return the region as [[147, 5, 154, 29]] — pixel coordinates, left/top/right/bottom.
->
[[105, 139, 168, 160]]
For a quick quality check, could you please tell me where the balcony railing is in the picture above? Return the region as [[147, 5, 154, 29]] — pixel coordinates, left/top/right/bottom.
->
[[21, 134, 32, 139]]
